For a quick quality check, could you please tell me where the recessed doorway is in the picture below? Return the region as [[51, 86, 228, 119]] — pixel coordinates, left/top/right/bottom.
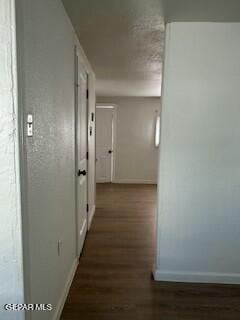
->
[[96, 105, 116, 183]]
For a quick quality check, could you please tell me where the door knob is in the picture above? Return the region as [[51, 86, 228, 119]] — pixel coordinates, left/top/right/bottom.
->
[[108, 150, 113, 154], [78, 169, 87, 176]]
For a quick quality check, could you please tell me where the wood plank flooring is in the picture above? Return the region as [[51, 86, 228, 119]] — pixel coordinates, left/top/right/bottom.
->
[[61, 183, 240, 320]]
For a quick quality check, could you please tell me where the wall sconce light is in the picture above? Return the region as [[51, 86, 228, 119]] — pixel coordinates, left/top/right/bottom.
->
[[155, 115, 160, 147]]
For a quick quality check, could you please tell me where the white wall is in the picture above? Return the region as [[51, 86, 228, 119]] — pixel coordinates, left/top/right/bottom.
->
[[16, 0, 95, 319], [97, 97, 160, 184], [155, 22, 240, 284], [0, 1, 25, 319]]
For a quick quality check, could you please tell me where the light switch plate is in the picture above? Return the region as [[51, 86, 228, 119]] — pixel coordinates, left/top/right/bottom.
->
[[27, 114, 33, 123], [27, 114, 33, 137]]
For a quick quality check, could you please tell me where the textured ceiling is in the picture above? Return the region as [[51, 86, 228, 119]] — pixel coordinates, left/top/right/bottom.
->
[[63, 0, 240, 96], [163, 0, 240, 22], [62, 0, 165, 97]]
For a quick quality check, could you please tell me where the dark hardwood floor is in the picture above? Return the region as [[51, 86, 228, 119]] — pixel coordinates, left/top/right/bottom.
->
[[61, 183, 240, 320]]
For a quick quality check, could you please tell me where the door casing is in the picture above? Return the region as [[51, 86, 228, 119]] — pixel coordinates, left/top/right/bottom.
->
[[75, 46, 89, 257]]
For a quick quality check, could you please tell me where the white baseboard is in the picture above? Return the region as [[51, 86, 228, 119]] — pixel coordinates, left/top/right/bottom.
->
[[88, 204, 96, 230], [53, 258, 78, 320], [80, 218, 87, 237], [113, 179, 157, 185], [153, 269, 240, 285]]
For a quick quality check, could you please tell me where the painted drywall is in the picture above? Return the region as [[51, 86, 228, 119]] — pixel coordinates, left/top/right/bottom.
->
[[96, 79, 162, 97], [97, 97, 160, 184], [16, 0, 95, 319], [155, 23, 240, 283], [0, 0, 25, 319], [163, 0, 240, 23]]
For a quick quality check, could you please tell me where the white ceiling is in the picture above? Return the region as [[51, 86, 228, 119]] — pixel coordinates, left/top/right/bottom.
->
[[62, 0, 165, 97], [163, 0, 240, 22], [63, 0, 240, 97]]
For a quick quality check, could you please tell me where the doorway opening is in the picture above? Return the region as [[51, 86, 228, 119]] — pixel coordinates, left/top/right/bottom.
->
[[96, 105, 116, 183]]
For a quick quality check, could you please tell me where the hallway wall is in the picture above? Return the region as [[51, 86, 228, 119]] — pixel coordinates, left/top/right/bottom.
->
[[97, 97, 160, 184], [16, 0, 95, 319], [155, 22, 240, 284], [0, 1, 24, 318]]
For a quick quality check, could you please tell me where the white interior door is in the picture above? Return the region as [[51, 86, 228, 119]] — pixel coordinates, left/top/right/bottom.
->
[[96, 108, 114, 183], [75, 49, 88, 256]]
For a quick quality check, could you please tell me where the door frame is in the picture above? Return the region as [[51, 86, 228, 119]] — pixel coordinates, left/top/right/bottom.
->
[[96, 104, 117, 183], [74, 46, 89, 257]]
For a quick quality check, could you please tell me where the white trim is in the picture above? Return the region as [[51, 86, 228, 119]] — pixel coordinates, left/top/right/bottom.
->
[[80, 219, 87, 237], [112, 107, 117, 182], [153, 270, 240, 285], [113, 179, 157, 185], [88, 205, 96, 230], [53, 258, 78, 320], [74, 34, 94, 75]]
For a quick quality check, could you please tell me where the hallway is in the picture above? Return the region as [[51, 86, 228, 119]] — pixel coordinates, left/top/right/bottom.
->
[[61, 184, 240, 320], [61, 184, 156, 319]]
